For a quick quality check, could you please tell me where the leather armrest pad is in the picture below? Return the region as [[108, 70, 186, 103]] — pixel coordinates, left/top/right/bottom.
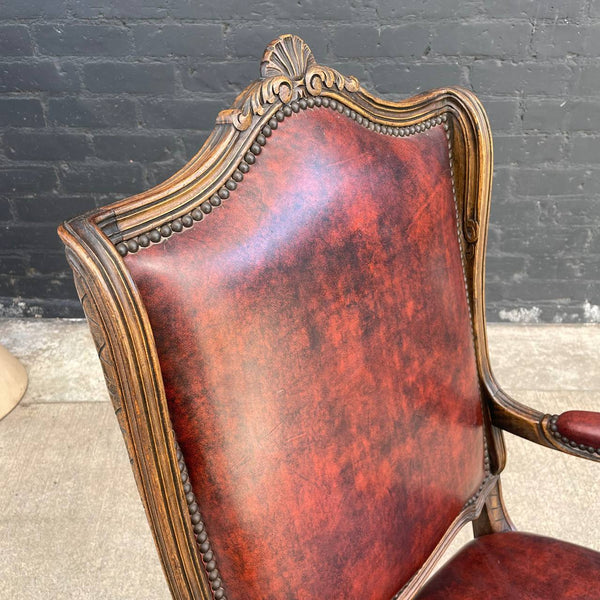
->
[[554, 411, 600, 451]]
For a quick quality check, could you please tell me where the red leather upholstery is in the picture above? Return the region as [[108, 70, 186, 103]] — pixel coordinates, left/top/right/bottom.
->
[[556, 410, 600, 449], [415, 532, 600, 599], [125, 107, 485, 598]]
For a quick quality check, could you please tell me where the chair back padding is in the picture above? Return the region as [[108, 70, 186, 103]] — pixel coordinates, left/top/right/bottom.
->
[[125, 106, 485, 598]]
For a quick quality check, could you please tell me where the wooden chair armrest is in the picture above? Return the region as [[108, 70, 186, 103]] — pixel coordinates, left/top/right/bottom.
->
[[489, 387, 600, 463]]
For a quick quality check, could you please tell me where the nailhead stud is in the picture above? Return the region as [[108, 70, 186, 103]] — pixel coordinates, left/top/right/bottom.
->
[[149, 229, 161, 243], [174, 437, 227, 599], [121, 101, 458, 256]]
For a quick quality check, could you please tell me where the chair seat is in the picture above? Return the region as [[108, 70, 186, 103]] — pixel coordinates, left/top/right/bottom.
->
[[415, 532, 600, 599]]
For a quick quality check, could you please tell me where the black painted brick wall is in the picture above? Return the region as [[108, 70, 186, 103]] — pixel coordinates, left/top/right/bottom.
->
[[1, 0, 599, 321]]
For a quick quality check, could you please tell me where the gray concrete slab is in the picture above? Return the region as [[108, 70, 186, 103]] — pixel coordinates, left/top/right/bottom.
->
[[502, 403, 600, 551], [0, 318, 108, 405], [0, 319, 599, 598], [487, 323, 600, 392], [0, 402, 169, 600]]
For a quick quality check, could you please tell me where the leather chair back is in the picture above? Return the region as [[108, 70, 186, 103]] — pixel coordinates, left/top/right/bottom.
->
[[125, 79, 487, 600], [60, 35, 496, 599]]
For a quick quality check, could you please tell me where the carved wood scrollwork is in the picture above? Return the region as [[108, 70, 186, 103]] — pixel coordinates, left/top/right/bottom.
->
[[68, 251, 128, 440], [464, 217, 479, 259], [464, 218, 479, 246], [218, 34, 359, 131], [304, 64, 360, 96]]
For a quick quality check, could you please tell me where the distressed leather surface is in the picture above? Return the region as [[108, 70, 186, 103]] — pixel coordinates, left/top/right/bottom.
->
[[556, 410, 600, 449], [415, 531, 600, 599], [125, 107, 485, 599]]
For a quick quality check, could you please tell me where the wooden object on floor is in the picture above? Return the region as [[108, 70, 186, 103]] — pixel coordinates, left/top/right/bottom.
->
[[0, 344, 27, 420]]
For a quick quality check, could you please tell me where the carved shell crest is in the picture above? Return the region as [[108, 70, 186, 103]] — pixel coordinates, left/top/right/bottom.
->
[[219, 34, 360, 131], [260, 34, 316, 80]]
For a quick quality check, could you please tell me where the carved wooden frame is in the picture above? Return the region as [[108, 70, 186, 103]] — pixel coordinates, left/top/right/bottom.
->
[[58, 34, 599, 600]]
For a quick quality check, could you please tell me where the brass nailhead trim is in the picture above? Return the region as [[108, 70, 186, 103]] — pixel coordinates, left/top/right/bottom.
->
[[464, 445, 491, 508], [174, 438, 227, 600], [549, 414, 600, 456], [393, 114, 493, 600], [445, 117, 493, 499], [116, 99, 449, 257]]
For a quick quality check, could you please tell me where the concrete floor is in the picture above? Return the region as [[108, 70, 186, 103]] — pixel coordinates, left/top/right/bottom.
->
[[0, 319, 599, 599]]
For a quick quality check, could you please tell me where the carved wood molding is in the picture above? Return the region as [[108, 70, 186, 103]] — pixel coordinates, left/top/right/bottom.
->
[[59, 224, 212, 599], [217, 34, 359, 131], [69, 253, 127, 435], [393, 475, 500, 599]]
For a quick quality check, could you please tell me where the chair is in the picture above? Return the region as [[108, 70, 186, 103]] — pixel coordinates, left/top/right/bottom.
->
[[58, 34, 600, 599]]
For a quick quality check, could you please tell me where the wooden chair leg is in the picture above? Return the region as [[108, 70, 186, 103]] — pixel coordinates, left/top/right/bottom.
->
[[473, 478, 516, 536]]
